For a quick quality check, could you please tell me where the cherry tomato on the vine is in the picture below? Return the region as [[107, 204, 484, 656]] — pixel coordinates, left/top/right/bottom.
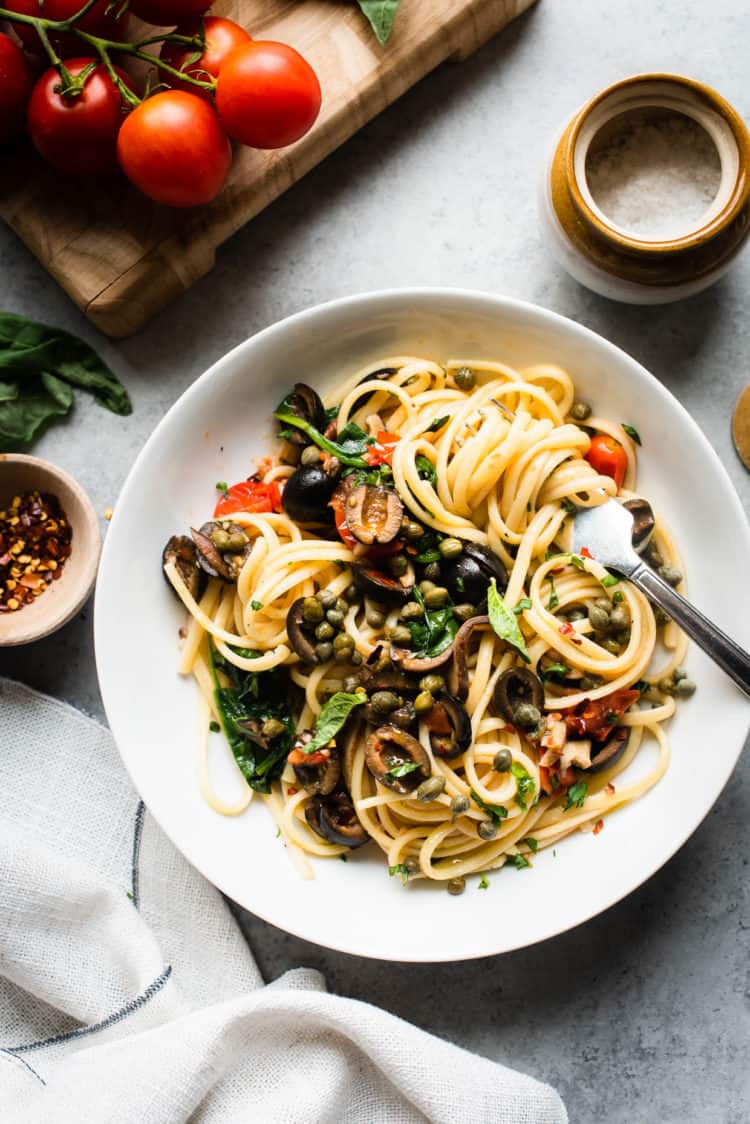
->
[[27, 58, 132, 175], [159, 17, 252, 101], [128, 0, 211, 27], [116, 90, 231, 207], [4, 0, 128, 57], [0, 32, 34, 144], [215, 40, 321, 149], [584, 433, 628, 489]]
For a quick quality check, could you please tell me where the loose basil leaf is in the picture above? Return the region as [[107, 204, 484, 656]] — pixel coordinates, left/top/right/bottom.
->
[[356, 0, 400, 45], [487, 578, 530, 663], [303, 691, 365, 755], [470, 788, 508, 824], [563, 780, 588, 811], [621, 422, 642, 445], [511, 761, 535, 811]]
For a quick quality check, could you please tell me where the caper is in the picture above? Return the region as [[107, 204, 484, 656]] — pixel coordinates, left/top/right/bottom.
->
[[388, 624, 413, 646], [302, 597, 324, 624], [673, 666, 688, 682], [326, 608, 345, 628], [335, 597, 348, 614], [439, 538, 464, 559], [645, 542, 664, 569], [371, 690, 401, 714], [332, 633, 355, 658], [493, 748, 512, 772], [343, 675, 360, 694], [423, 562, 442, 581], [452, 603, 476, 622], [389, 554, 409, 577], [351, 650, 363, 666], [315, 642, 333, 662], [609, 606, 630, 630], [514, 702, 541, 729], [366, 608, 386, 629], [588, 605, 610, 631], [570, 400, 592, 421], [416, 776, 446, 802], [315, 621, 335, 641], [447, 876, 466, 895], [594, 596, 612, 612], [414, 690, 435, 714], [579, 675, 601, 691], [404, 856, 420, 874], [450, 794, 470, 817], [405, 522, 425, 540], [601, 638, 621, 655], [653, 606, 671, 627], [454, 366, 476, 391], [262, 718, 286, 738], [418, 580, 436, 595], [211, 528, 249, 551], [318, 589, 337, 610], [658, 677, 675, 695], [419, 674, 445, 693], [673, 677, 697, 697], [423, 586, 450, 609], [400, 601, 424, 621], [478, 821, 497, 840], [343, 583, 360, 604], [660, 565, 683, 587], [300, 444, 322, 465]]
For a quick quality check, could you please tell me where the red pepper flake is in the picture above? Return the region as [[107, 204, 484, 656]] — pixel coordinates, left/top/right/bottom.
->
[[605, 783, 616, 796], [0, 491, 71, 613], [593, 819, 604, 835], [287, 786, 298, 796], [559, 621, 575, 636], [580, 546, 593, 559]]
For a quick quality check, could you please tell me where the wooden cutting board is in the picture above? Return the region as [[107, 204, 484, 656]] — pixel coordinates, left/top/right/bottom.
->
[[0, 0, 536, 338]]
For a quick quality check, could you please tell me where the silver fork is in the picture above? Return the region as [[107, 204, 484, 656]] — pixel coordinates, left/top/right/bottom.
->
[[571, 500, 750, 698]]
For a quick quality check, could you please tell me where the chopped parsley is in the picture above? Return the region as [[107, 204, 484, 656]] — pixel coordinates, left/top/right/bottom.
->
[[511, 853, 531, 870], [511, 761, 535, 810], [389, 863, 410, 884], [478, 875, 490, 890], [387, 760, 422, 779], [425, 414, 449, 433], [600, 574, 619, 588], [415, 454, 438, 486], [547, 574, 559, 611], [514, 598, 533, 615], [541, 662, 569, 682], [470, 788, 508, 824], [523, 837, 539, 853], [563, 780, 588, 811], [250, 599, 263, 611], [612, 590, 624, 603], [561, 498, 577, 514], [621, 422, 642, 445], [569, 553, 586, 571], [215, 481, 228, 496], [209, 720, 220, 733]]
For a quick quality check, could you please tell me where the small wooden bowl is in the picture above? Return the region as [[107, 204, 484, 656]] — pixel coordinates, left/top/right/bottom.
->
[[0, 454, 101, 647]]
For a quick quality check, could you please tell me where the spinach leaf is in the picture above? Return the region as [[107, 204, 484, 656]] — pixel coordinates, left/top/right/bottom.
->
[[407, 587, 458, 657], [303, 691, 365, 754], [274, 393, 371, 467], [356, 0, 400, 45], [487, 578, 530, 663], [414, 529, 442, 563], [209, 645, 295, 794]]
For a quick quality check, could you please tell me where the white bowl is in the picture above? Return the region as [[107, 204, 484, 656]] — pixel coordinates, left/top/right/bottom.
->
[[95, 290, 750, 962]]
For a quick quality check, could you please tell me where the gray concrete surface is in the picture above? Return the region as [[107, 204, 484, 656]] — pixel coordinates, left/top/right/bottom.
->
[[1, 1, 749, 1120]]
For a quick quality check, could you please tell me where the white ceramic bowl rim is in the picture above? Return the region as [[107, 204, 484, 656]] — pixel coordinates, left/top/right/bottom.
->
[[95, 288, 750, 962]]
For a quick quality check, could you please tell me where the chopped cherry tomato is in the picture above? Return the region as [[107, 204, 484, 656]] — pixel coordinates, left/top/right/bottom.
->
[[365, 431, 400, 467], [214, 479, 282, 517], [564, 688, 639, 743], [585, 434, 628, 489], [364, 540, 404, 560], [287, 747, 327, 767]]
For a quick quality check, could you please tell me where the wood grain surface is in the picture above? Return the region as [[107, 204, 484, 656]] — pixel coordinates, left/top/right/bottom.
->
[[0, 0, 536, 338]]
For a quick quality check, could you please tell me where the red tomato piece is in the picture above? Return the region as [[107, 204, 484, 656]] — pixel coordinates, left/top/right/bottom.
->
[[159, 17, 252, 101], [215, 40, 321, 149], [214, 480, 282, 518], [365, 431, 400, 467], [585, 434, 628, 489], [27, 59, 133, 175], [0, 32, 34, 144], [116, 90, 231, 207], [564, 688, 640, 743]]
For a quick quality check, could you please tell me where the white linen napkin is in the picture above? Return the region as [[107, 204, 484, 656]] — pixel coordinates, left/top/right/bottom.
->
[[0, 677, 567, 1123]]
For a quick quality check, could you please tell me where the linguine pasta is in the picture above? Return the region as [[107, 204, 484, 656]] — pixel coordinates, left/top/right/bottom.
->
[[164, 357, 690, 889]]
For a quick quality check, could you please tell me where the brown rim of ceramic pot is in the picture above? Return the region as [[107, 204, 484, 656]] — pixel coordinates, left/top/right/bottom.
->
[[550, 73, 750, 286]]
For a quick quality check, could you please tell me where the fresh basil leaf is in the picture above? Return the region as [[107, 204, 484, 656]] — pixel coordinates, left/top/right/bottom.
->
[[425, 414, 449, 433], [388, 862, 410, 884], [387, 761, 421, 778], [415, 454, 437, 486], [563, 780, 588, 811], [356, 0, 400, 45], [470, 788, 508, 824], [487, 578, 530, 663], [407, 587, 458, 657], [621, 422, 642, 445], [304, 691, 364, 755], [511, 761, 535, 811]]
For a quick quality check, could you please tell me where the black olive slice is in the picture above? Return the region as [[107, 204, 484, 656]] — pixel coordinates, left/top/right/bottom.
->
[[282, 383, 327, 444], [162, 534, 206, 600], [451, 614, 491, 700], [424, 693, 472, 759], [286, 597, 320, 664], [345, 485, 403, 545], [365, 725, 431, 794], [191, 523, 249, 582], [493, 667, 545, 725], [293, 750, 341, 796], [588, 728, 630, 772], [305, 792, 369, 847], [623, 498, 656, 553], [352, 560, 415, 604]]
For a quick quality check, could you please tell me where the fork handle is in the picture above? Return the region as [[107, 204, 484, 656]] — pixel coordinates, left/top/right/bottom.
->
[[629, 562, 750, 698]]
